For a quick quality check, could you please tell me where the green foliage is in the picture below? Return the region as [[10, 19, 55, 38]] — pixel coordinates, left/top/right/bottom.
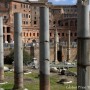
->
[[4, 49, 32, 65], [23, 49, 32, 65], [4, 50, 14, 64]]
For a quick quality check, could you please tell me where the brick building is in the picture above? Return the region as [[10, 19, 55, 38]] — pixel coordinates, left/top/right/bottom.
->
[[0, 0, 77, 43]]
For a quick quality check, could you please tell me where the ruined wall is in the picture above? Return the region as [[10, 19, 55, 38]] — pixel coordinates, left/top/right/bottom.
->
[[4, 46, 77, 62], [25, 47, 77, 62]]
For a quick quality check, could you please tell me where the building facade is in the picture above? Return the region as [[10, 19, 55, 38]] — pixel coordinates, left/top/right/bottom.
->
[[0, 1, 77, 43]]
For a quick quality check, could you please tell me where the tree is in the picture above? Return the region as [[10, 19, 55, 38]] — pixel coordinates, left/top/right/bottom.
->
[[4, 49, 32, 65]]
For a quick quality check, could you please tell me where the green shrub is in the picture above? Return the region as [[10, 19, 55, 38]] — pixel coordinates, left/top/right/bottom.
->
[[4, 50, 14, 64], [23, 49, 32, 65], [4, 49, 32, 65]]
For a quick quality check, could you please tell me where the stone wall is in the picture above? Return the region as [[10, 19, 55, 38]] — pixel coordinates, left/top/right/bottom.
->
[[25, 47, 77, 62], [4, 46, 77, 62]]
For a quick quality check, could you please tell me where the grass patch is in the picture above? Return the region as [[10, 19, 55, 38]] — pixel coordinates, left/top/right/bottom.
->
[[0, 70, 77, 90], [68, 68, 77, 72], [0, 84, 13, 90]]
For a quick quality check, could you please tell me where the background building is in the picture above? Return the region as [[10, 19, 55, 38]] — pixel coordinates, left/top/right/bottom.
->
[[0, 0, 77, 44]]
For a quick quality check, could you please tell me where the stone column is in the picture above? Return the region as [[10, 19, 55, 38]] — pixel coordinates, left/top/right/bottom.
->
[[0, 17, 4, 83], [77, 0, 90, 90], [13, 13, 23, 89], [40, 6, 50, 90], [67, 30, 70, 62], [54, 29, 58, 64]]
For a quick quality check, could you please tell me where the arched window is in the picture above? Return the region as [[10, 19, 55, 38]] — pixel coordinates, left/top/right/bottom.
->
[[30, 33, 31, 36], [70, 33, 73, 36], [65, 21, 68, 26], [75, 20, 77, 26], [58, 20, 63, 26], [58, 20, 60, 26], [37, 33, 39, 36], [53, 21, 56, 24], [70, 20, 74, 26]]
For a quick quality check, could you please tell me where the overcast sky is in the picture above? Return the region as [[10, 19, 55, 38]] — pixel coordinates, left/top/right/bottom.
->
[[29, 0, 77, 5]]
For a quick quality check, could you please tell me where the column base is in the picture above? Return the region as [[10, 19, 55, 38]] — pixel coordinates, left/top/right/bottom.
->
[[53, 60, 59, 64]]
